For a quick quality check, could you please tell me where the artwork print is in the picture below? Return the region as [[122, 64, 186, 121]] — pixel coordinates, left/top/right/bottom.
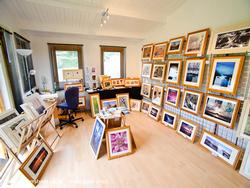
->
[[162, 111, 177, 129], [142, 44, 153, 60], [152, 42, 167, 60], [152, 65, 165, 80], [179, 121, 193, 137], [102, 99, 117, 109], [141, 101, 151, 113], [150, 107, 158, 117], [166, 61, 180, 83], [182, 91, 202, 114], [117, 94, 130, 110], [186, 62, 200, 83], [141, 63, 152, 77], [177, 119, 197, 142], [168, 36, 184, 54], [165, 87, 179, 107], [152, 86, 163, 106], [141, 83, 151, 98]]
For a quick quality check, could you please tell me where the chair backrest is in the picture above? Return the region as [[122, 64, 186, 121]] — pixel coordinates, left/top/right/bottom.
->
[[65, 87, 79, 110]]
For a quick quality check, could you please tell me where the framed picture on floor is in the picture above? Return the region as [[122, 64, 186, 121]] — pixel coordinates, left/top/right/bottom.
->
[[184, 28, 209, 56], [166, 59, 182, 85], [90, 93, 101, 117], [19, 141, 53, 186], [141, 83, 152, 98], [239, 142, 250, 179], [165, 86, 180, 107], [177, 118, 198, 143], [183, 58, 205, 88], [236, 100, 250, 140], [101, 98, 117, 110], [0, 109, 19, 125], [141, 63, 152, 78], [90, 117, 106, 159], [152, 42, 168, 60], [161, 110, 178, 129], [167, 36, 185, 54], [207, 56, 245, 95], [148, 105, 161, 121], [130, 99, 141, 112], [202, 94, 240, 129], [151, 64, 166, 81], [181, 90, 203, 115], [106, 126, 133, 160], [142, 44, 154, 61], [199, 130, 242, 169], [141, 100, 151, 114], [152, 85, 164, 106], [116, 93, 130, 110]]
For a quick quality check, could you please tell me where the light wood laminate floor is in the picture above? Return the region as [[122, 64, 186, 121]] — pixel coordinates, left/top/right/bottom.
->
[[11, 112, 250, 188]]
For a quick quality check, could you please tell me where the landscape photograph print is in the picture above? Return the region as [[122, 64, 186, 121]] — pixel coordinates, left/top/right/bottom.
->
[[166, 60, 182, 84], [167, 36, 185, 54], [165, 87, 180, 107], [152, 42, 168, 60], [181, 90, 203, 114], [148, 106, 160, 120], [177, 119, 198, 143], [161, 110, 177, 129], [142, 44, 154, 60]]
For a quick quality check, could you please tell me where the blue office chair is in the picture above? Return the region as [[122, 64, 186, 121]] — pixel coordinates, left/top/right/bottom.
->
[[57, 87, 84, 129]]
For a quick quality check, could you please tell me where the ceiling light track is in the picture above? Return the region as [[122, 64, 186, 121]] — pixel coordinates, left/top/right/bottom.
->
[[100, 8, 110, 27]]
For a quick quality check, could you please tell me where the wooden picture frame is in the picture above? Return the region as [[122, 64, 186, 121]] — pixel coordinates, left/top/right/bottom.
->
[[167, 36, 185, 54], [177, 118, 198, 143], [199, 130, 242, 169], [207, 56, 245, 95], [184, 28, 209, 56], [140, 83, 152, 98], [106, 126, 133, 160], [0, 109, 19, 125], [116, 93, 130, 110], [239, 142, 250, 179], [78, 96, 86, 107], [161, 110, 178, 129], [124, 78, 140, 87], [64, 82, 84, 92], [166, 59, 182, 85], [101, 98, 117, 110], [151, 63, 166, 81], [148, 105, 161, 121], [141, 63, 153, 78], [236, 100, 250, 140], [130, 99, 141, 112], [102, 80, 113, 89], [142, 44, 154, 61], [111, 78, 125, 87], [152, 41, 168, 60], [19, 141, 53, 186], [165, 86, 180, 108], [63, 69, 83, 80], [141, 100, 152, 114], [182, 58, 205, 88], [202, 94, 240, 129], [151, 85, 164, 106], [181, 90, 203, 115], [89, 93, 101, 117]]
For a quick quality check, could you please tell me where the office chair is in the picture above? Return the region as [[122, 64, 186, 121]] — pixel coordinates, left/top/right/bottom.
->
[[57, 87, 84, 129]]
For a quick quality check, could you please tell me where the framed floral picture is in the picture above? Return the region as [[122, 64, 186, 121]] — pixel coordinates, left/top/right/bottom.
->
[[142, 44, 154, 60], [101, 98, 117, 110], [207, 56, 245, 95], [202, 94, 240, 129], [148, 105, 161, 121], [141, 63, 152, 78], [89, 93, 101, 117], [184, 28, 209, 56], [151, 64, 166, 81], [130, 99, 141, 112], [161, 110, 178, 129], [177, 118, 198, 143], [140, 83, 151, 98], [151, 85, 164, 106], [183, 58, 205, 88], [181, 90, 203, 115], [167, 36, 185, 54], [152, 42, 168, 60], [166, 59, 182, 84], [165, 86, 180, 107], [106, 126, 133, 160], [141, 100, 151, 114], [116, 93, 130, 110]]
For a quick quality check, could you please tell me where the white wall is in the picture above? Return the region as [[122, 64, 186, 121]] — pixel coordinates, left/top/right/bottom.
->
[[29, 33, 142, 91]]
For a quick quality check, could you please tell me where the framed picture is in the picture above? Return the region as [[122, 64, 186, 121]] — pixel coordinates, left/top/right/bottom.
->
[[106, 126, 133, 160], [184, 28, 209, 56], [151, 85, 164, 106], [111, 78, 125, 87], [101, 98, 117, 110], [142, 44, 154, 60], [202, 94, 240, 129], [19, 141, 53, 186], [124, 78, 140, 87], [239, 142, 250, 179], [78, 96, 86, 107], [64, 82, 84, 92], [0, 109, 19, 125], [140, 83, 151, 98], [89, 117, 106, 159], [165, 86, 180, 107], [102, 80, 113, 89], [183, 58, 205, 88], [167, 36, 185, 54], [152, 42, 168, 60], [151, 64, 166, 81], [209, 26, 250, 54], [130, 99, 141, 112], [181, 90, 203, 115], [166, 59, 182, 84], [148, 105, 161, 121], [199, 130, 242, 169], [177, 118, 198, 143], [161, 110, 178, 129], [141, 100, 151, 114], [116, 93, 130, 110], [207, 56, 245, 95], [141, 63, 152, 78], [89, 93, 101, 117], [63, 69, 83, 80], [236, 100, 250, 140]]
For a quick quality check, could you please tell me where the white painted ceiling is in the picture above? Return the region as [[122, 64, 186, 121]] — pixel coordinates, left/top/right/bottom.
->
[[0, 0, 186, 39]]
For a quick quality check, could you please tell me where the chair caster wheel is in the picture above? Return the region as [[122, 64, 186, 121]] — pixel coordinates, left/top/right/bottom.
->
[[81, 119, 84, 121], [76, 125, 78, 128], [60, 127, 63, 130]]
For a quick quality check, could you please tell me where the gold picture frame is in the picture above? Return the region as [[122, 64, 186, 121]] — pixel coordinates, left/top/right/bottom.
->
[[148, 105, 161, 121], [89, 93, 101, 117], [111, 78, 125, 87], [181, 90, 203, 115], [151, 63, 166, 81], [64, 82, 84, 92], [124, 78, 140, 87], [102, 80, 113, 89], [161, 110, 178, 129], [176, 118, 199, 143], [151, 85, 164, 106], [141, 100, 152, 114], [140, 83, 152, 98], [152, 41, 168, 60], [141, 63, 153, 78], [165, 86, 180, 108], [116, 93, 130, 110], [142, 44, 154, 61], [167, 36, 185, 54], [165, 59, 182, 85]]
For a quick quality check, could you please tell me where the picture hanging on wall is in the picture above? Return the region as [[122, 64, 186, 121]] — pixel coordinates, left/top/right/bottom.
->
[[141, 63, 152, 78], [151, 85, 164, 106], [161, 110, 178, 129], [166, 59, 182, 85], [141, 100, 151, 114], [167, 36, 185, 54], [116, 93, 130, 110], [130, 99, 141, 112], [199, 130, 242, 169], [90, 93, 101, 117], [152, 42, 168, 60], [165, 86, 180, 108], [184, 28, 209, 56], [210, 26, 250, 54], [207, 56, 245, 95], [183, 58, 205, 88], [202, 94, 240, 129], [177, 118, 198, 143], [151, 64, 166, 81], [148, 105, 161, 121], [236, 100, 250, 140], [181, 90, 203, 115], [142, 44, 154, 61], [141, 83, 152, 98]]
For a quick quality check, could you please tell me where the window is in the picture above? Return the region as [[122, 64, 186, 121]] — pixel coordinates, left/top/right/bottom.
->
[[100, 46, 126, 78], [48, 43, 83, 89]]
